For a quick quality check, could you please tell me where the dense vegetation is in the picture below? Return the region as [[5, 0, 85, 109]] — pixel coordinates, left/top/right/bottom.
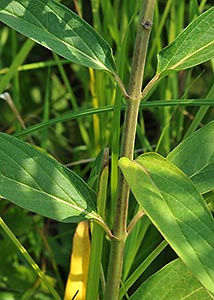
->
[[0, 1, 213, 299]]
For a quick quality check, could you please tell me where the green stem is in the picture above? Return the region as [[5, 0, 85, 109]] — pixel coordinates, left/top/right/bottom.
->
[[104, 1, 156, 300], [86, 149, 109, 300]]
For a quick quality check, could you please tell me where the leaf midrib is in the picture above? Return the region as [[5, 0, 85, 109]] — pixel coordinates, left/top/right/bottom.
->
[[0, 136, 90, 207], [1, 2, 109, 70], [170, 40, 214, 70], [158, 8, 214, 72], [0, 171, 95, 216]]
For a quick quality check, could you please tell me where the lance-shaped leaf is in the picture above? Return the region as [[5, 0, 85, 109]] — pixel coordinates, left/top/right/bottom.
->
[[130, 259, 213, 300], [157, 6, 214, 76], [0, 133, 102, 224], [119, 153, 214, 294], [0, 0, 117, 73], [167, 121, 214, 194]]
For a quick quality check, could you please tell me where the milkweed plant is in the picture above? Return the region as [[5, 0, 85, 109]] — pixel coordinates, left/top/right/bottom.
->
[[0, 1, 214, 299]]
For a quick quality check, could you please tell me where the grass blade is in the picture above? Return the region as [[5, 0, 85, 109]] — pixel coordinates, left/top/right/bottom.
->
[[130, 259, 213, 300]]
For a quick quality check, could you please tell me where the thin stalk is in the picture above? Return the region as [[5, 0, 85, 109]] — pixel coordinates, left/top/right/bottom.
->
[[86, 149, 109, 300], [123, 214, 150, 282], [0, 38, 34, 94], [0, 59, 69, 75], [11, 29, 21, 132], [104, 1, 156, 300], [183, 83, 214, 139], [12, 99, 214, 139], [119, 240, 168, 299]]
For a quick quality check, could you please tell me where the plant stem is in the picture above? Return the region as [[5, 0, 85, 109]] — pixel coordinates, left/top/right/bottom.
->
[[104, 1, 156, 300]]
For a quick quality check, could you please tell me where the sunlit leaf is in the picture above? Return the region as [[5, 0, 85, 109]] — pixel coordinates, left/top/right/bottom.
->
[[157, 7, 214, 76], [130, 259, 213, 300], [119, 153, 214, 294], [0, 133, 102, 224], [0, 0, 117, 72]]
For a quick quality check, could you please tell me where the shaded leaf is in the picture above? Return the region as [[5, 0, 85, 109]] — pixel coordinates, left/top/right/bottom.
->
[[191, 164, 214, 195], [0, 0, 117, 72], [130, 259, 213, 300], [0, 133, 101, 223], [157, 7, 214, 76], [119, 153, 214, 294], [167, 121, 214, 194]]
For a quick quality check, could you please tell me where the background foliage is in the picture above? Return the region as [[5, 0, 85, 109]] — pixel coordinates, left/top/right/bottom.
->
[[0, 0, 213, 299]]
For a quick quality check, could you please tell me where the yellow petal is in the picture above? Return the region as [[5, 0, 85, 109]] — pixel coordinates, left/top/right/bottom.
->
[[64, 221, 90, 300]]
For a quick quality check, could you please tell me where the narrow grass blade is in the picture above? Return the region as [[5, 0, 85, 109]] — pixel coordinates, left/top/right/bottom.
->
[[119, 153, 214, 294], [0, 217, 61, 300], [86, 149, 109, 300], [120, 240, 168, 299], [130, 259, 213, 300], [12, 100, 214, 138], [0, 0, 117, 73], [0, 38, 34, 94], [183, 84, 214, 139]]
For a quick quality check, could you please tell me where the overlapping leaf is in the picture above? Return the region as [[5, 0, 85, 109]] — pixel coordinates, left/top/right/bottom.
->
[[130, 259, 213, 300], [119, 153, 214, 294], [0, 0, 117, 72], [167, 121, 214, 194], [157, 6, 214, 76], [0, 133, 102, 223]]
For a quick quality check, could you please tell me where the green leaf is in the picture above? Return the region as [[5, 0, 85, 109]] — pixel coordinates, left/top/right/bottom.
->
[[0, 133, 102, 223], [119, 153, 214, 294], [167, 121, 214, 194], [191, 164, 214, 195], [157, 6, 214, 76], [130, 259, 213, 300], [0, 0, 116, 73]]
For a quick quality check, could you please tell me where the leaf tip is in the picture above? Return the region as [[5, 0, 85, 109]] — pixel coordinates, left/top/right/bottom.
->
[[118, 157, 131, 170]]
